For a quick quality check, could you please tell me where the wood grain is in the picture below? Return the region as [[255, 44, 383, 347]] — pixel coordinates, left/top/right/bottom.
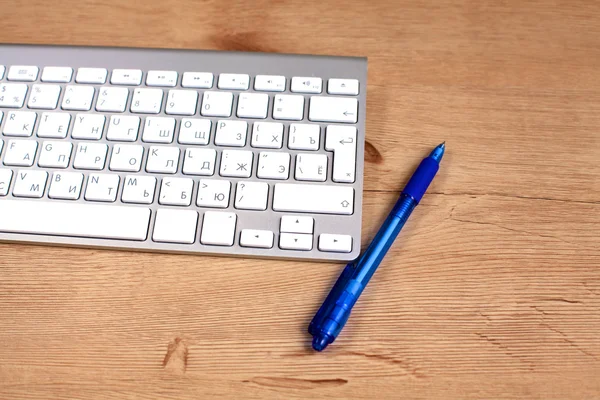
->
[[1, 0, 599, 399]]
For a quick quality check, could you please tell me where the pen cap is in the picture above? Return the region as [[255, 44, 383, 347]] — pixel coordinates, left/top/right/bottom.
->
[[401, 157, 439, 203]]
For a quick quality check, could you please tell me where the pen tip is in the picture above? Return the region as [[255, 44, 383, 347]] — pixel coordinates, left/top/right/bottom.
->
[[429, 142, 445, 163]]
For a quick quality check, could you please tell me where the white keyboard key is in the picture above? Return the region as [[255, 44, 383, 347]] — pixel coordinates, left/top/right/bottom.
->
[[153, 209, 198, 244], [122, 175, 156, 204], [72, 114, 105, 140], [280, 215, 314, 234], [240, 229, 274, 248], [147, 70, 178, 87], [0, 199, 150, 240], [158, 177, 194, 206], [220, 150, 253, 178], [41, 67, 73, 83], [181, 72, 213, 88], [0, 169, 13, 196], [254, 75, 286, 92], [237, 93, 268, 119], [215, 120, 248, 147], [251, 122, 283, 149], [3, 140, 38, 167], [291, 77, 322, 94], [319, 234, 352, 253], [3, 111, 37, 137], [165, 90, 198, 115], [0, 137, 2, 153], [257, 151, 290, 180], [288, 124, 320, 151], [200, 211, 237, 246], [234, 181, 268, 211], [273, 94, 304, 120], [0, 65, 5, 80], [96, 87, 129, 112], [131, 88, 163, 114], [0, 83, 28, 108], [200, 91, 233, 117], [37, 112, 71, 138], [178, 118, 211, 145], [85, 173, 120, 202], [12, 170, 47, 198], [218, 73, 249, 90], [73, 143, 108, 170], [76, 68, 107, 84], [196, 179, 230, 208], [38, 141, 72, 168], [295, 153, 327, 182], [8, 66, 39, 82], [110, 69, 142, 85], [28, 84, 61, 109], [183, 148, 216, 176], [309, 96, 358, 123], [325, 125, 357, 183], [142, 117, 176, 143], [109, 144, 143, 172], [106, 115, 140, 141], [273, 183, 354, 215], [48, 172, 83, 200], [279, 233, 313, 251], [146, 146, 179, 174], [328, 79, 359, 95], [62, 85, 94, 111]]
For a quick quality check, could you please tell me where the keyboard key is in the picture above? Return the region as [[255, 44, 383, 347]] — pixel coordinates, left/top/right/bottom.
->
[[240, 229, 274, 248], [279, 233, 313, 251], [220, 150, 253, 178], [325, 125, 357, 183], [96, 87, 129, 112], [196, 179, 230, 208], [178, 118, 211, 145], [62, 85, 94, 111], [295, 153, 327, 182], [200, 91, 233, 117], [218, 73, 250, 90], [273, 183, 354, 215], [0, 169, 13, 196], [234, 181, 268, 211], [76, 68, 107, 84], [257, 151, 290, 180], [0, 83, 28, 108], [181, 72, 213, 88], [12, 170, 47, 198], [122, 175, 156, 204], [110, 69, 142, 85], [165, 90, 198, 115], [251, 122, 283, 149], [153, 209, 198, 244], [215, 120, 248, 147], [328, 79, 359, 95], [158, 177, 194, 206], [291, 77, 322, 94], [41, 67, 73, 83], [73, 143, 107, 170], [280, 215, 314, 234], [28, 84, 61, 109], [254, 75, 286, 92], [38, 141, 72, 168], [131, 88, 163, 114], [182, 148, 216, 176], [38, 112, 71, 139], [147, 70, 178, 87], [8, 66, 39, 82], [109, 144, 144, 172], [200, 211, 237, 246], [3, 111, 37, 137], [72, 114, 105, 140], [237, 93, 268, 119], [273, 94, 304, 120], [309, 96, 358, 123], [0, 199, 150, 241], [142, 117, 176, 143], [146, 146, 179, 174], [3, 140, 38, 167], [85, 173, 120, 202], [48, 172, 83, 200], [106, 115, 140, 141], [288, 124, 320, 150], [0, 66, 4, 80], [319, 234, 352, 253]]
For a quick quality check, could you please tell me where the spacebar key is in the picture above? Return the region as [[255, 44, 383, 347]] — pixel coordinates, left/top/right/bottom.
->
[[273, 183, 354, 215], [0, 200, 151, 241]]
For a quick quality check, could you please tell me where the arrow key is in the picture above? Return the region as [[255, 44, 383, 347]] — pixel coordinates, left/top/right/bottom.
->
[[240, 229, 274, 249], [280, 215, 314, 234], [280, 232, 313, 251], [318, 234, 352, 253]]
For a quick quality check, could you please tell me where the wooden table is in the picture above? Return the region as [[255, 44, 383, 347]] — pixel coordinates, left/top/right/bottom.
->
[[1, 1, 599, 398]]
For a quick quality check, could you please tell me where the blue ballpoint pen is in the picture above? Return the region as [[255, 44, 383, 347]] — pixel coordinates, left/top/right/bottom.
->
[[309, 142, 445, 351]]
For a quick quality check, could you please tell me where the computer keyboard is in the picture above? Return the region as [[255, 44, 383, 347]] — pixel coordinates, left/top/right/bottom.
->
[[0, 44, 366, 261]]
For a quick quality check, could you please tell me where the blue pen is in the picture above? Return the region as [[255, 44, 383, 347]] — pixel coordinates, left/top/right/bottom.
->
[[309, 142, 445, 351]]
